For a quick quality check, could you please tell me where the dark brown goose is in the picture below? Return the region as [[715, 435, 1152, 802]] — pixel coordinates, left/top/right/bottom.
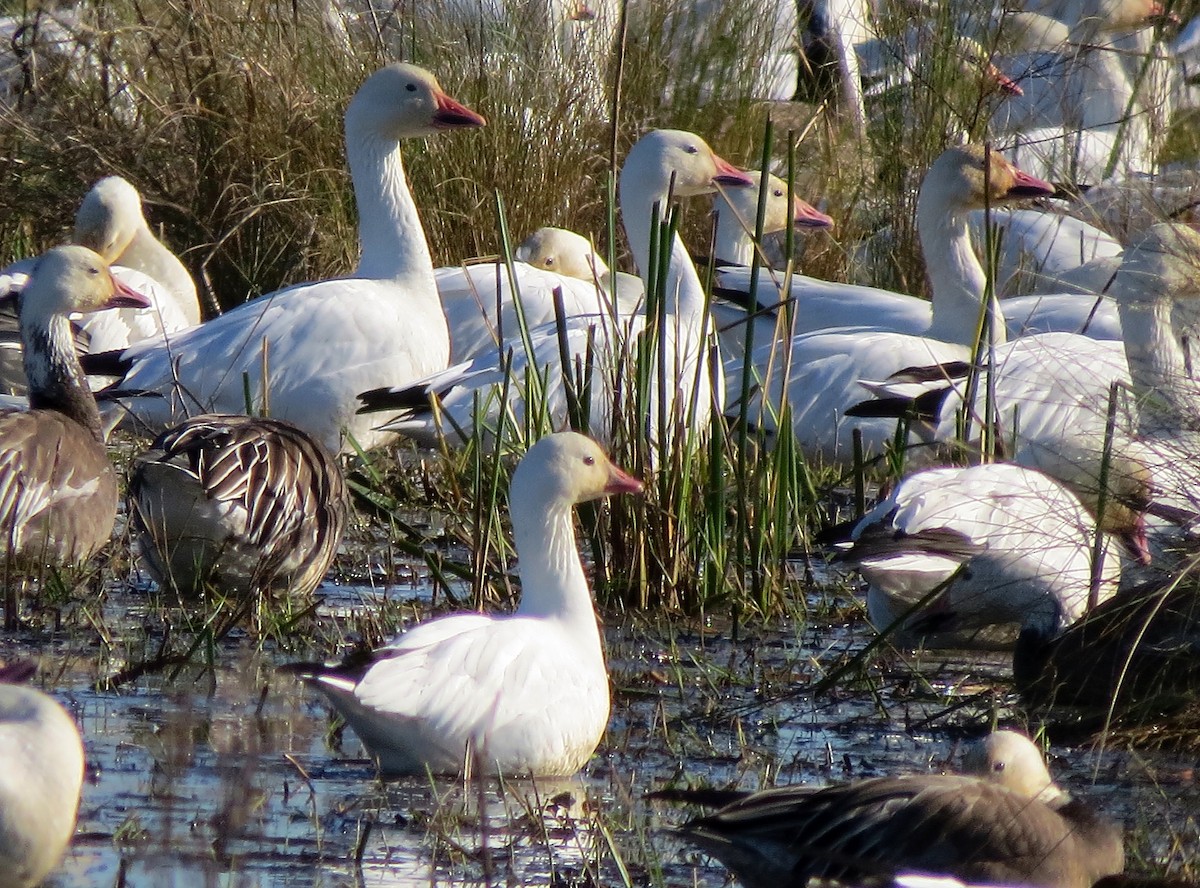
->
[[0, 245, 149, 627], [129, 414, 348, 601], [659, 731, 1123, 888], [1015, 575, 1200, 713]]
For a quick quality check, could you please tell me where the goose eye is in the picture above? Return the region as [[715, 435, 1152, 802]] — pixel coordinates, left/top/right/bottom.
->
[[773, 189, 784, 198], [993, 761, 1005, 772], [685, 145, 699, 155], [583, 455, 595, 466], [87, 266, 100, 276], [405, 83, 417, 92], [546, 257, 555, 266]]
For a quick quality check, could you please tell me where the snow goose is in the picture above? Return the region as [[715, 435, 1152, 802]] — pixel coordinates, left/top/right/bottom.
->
[[715, 145, 1054, 355], [72, 175, 200, 326], [128, 414, 348, 603], [97, 62, 485, 454], [658, 730, 1124, 888], [0, 661, 85, 888], [515, 227, 612, 282], [358, 129, 754, 453], [286, 431, 642, 776], [0, 246, 149, 627], [994, 0, 1170, 184], [434, 169, 828, 366], [725, 145, 1055, 461], [837, 460, 1147, 648], [0, 176, 199, 393], [850, 223, 1200, 516]]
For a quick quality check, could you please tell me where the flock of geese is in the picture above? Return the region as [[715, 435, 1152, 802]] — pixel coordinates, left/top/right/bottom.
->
[[0, 1, 1200, 881]]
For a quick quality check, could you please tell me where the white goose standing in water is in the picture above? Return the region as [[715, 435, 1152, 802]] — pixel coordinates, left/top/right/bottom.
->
[[96, 63, 485, 454], [286, 432, 642, 776]]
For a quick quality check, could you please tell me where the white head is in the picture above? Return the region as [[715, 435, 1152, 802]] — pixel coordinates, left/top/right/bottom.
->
[[345, 62, 486, 141], [714, 170, 834, 238], [516, 227, 610, 280], [510, 431, 642, 511], [962, 730, 1063, 804], [73, 175, 146, 262], [23, 245, 150, 322], [921, 144, 1056, 214], [621, 129, 754, 202]]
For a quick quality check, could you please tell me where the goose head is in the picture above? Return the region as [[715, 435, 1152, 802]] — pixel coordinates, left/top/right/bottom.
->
[[715, 170, 834, 234], [72, 175, 146, 262], [511, 432, 642, 511], [23, 245, 151, 323], [962, 731, 1062, 804], [921, 144, 1055, 215], [345, 62, 486, 141], [516, 227, 610, 279], [622, 129, 754, 203], [1023, 439, 1154, 565]]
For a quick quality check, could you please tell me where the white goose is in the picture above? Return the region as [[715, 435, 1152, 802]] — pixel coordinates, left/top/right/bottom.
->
[[838, 460, 1147, 647], [849, 225, 1200, 553], [711, 170, 834, 267], [72, 175, 200, 326], [713, 145, 1082, 359], [358, 129, 753, 452], [994, 0, 1169, 184], [0, 662, 85, 888], [0, 175, 200, 393], [287, 431, 642, 776], [725, 145, 1055, 461], [98, 63, 485, 454]]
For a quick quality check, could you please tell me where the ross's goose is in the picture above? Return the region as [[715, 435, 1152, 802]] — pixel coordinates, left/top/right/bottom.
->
[[286, 431, 642, 776], [0, 661, 85, 888], [129, 414, 348, 603], [837, 461, 1145, 648], [657, 730, 1124, 888], [724, 144, 1055, 461], [0, 246, 149, 627], [358, 129, 754, 453], [96, 62, 485, 454]]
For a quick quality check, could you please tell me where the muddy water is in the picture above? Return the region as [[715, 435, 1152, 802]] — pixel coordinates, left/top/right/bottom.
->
[[16, 577, 1200, 887]]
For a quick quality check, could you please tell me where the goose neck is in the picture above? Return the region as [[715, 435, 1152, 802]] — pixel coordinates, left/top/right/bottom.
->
[[1118, 288, 1200, 433], [23, 313, 103, 441], [920, 194, 1006, 347], [345, 125, 436, 289], [619, 181, 707, 319], [511, 496, 597, 630], [713, 211, 755, 266]]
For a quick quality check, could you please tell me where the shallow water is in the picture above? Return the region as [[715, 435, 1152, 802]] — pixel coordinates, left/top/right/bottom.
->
[[14, 574, 1199, 888]]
